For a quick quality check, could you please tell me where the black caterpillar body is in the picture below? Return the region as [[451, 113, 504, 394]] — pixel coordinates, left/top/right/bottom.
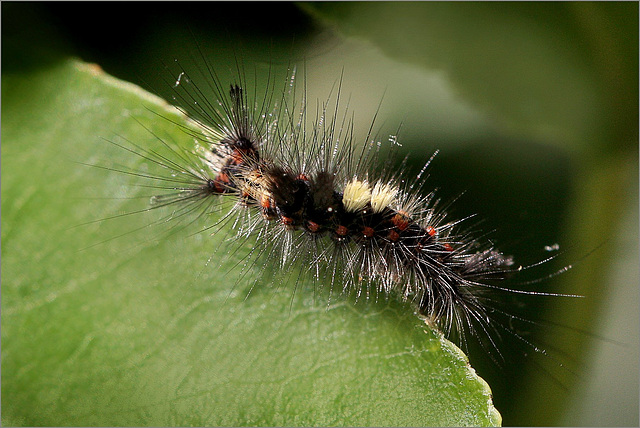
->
[[146, 70, 526, 351]]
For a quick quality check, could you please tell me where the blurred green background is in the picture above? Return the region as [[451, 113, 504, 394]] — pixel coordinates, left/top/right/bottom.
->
[[3, 2, 638, 426]]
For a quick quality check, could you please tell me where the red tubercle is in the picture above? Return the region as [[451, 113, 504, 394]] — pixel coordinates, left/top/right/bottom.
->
[[213, 182, 225, 193], [210, 172, 230, 193], [362, 226, 375, 238], [218, 172, 230, 183], [335, 225, 349, 237], [230, 147, 257, 165], [230, 149, 244, 165], [306, 220, 320, 233], [260, 196, 272, 210], [425, 225, 436, 236], [388, 230, 400, 242], [392, 213, 410, 231]]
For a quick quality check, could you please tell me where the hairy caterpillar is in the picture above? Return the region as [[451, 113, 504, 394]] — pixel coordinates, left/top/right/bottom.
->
[[100, 55, 582, 371], [80, 44, 629, 425]]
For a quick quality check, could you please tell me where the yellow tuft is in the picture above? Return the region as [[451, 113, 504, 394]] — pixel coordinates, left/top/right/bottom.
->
[[342, 178, 372, 212], [370, 181, 398, 213]]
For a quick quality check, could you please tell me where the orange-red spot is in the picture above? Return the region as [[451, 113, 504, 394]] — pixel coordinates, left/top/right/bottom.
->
[[260, 197, 272, 209], [336, 225, 349, 236], [213, 181, 225, 193], [392, 213, 410, 231], [426, 225, 436, 236], [230, 149, 244, 165], [231, 147, 257, 165], [307, 220, 320, 233], [388, 230, 400, 242], [217, 172, 230, 183], [443, 243, 453, 252], [297, 173, 309, 181], [362, 226, 375, 238], [281, 216, 294, 226]]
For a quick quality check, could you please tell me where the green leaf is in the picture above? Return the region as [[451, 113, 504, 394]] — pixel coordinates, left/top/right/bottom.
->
[[1, 59, 501, 426]]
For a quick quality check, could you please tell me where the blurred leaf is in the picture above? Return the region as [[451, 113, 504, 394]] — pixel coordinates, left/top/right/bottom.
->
[[304, 2, 638, 154]]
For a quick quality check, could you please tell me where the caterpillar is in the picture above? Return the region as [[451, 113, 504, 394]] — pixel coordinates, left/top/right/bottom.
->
[[104, 57, 579, 367]]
